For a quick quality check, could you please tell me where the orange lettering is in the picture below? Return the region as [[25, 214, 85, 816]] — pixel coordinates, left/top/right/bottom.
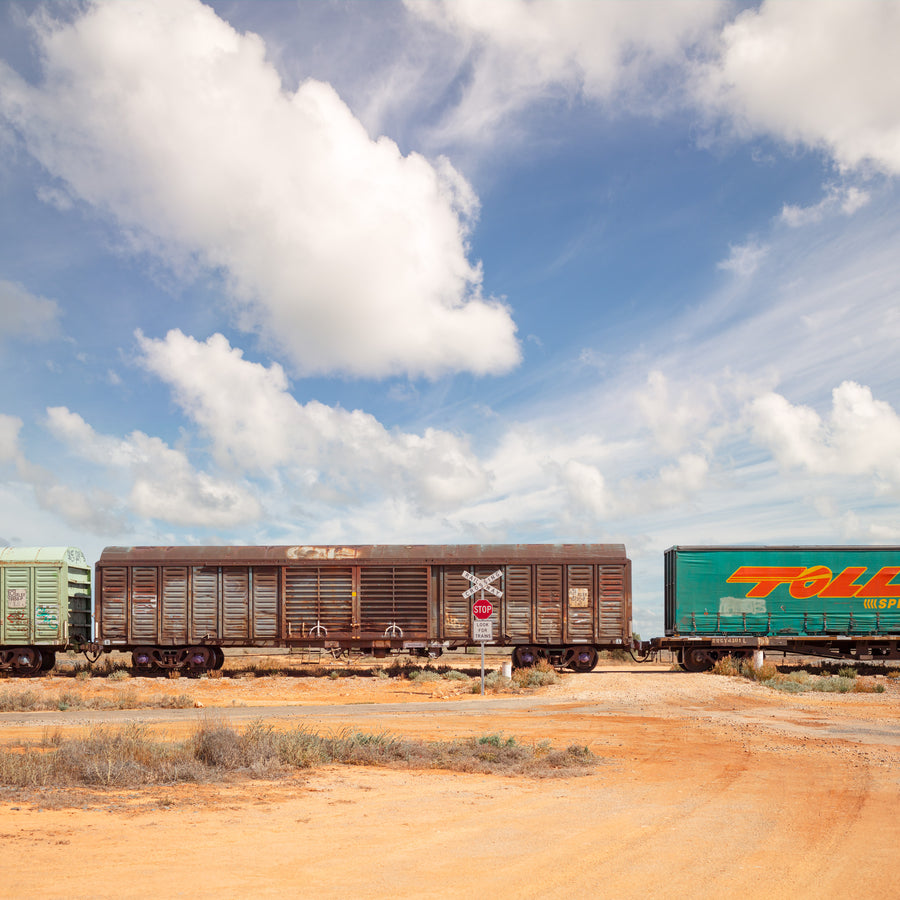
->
[[789, 566, 832, 599], [819, 566, 867, 598], [857, 567, 900, 598], [727, 567, 805, 598]]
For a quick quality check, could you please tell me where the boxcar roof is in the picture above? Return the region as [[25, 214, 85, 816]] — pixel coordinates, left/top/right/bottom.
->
[[0, 547, 88, 566], [98, 544, 628, 566]]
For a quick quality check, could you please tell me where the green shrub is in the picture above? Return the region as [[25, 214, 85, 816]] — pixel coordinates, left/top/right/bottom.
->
[[407, 669, 441, 682], [444, 669, 469, 681]]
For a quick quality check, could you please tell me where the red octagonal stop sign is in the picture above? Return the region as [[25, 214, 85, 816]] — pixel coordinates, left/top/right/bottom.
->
[[473, 599, 493, 619]]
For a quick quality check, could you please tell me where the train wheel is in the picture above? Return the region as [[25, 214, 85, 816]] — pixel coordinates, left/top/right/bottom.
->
[[681, 646, 713, 672], [131, 647, 156, 671], [13, 647, 43, 677], [513, 646, 540, 668], [187, 646, 214, 672], [39, 650, 57, 672], [211, 647, 225, 670], [570, 647, 598, 673]]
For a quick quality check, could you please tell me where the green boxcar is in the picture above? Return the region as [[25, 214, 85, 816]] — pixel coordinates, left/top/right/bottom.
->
[[665, 546, 900, 636], [0, 547, 92, 671]]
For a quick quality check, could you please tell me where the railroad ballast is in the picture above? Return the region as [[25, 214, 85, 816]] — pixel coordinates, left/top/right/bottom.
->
[[1, 543, 898, 675]]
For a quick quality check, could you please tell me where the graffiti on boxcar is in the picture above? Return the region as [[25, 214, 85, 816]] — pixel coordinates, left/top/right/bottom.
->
[[286, 546, 361, 560], [36, 605, 59, 626]]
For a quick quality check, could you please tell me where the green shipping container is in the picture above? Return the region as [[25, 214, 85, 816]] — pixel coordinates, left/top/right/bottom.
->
[[0, 547, 92, 647], [665, 546, 900, 637]]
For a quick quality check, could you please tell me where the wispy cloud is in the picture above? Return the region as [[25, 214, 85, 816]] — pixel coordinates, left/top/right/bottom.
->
[[0, 280, 61, 342], [780, 183, 871, 228], [716, 240, 768, 277]]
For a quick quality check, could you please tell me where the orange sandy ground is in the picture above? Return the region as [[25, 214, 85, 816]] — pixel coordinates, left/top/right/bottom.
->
[[0, 659, 898, 899]]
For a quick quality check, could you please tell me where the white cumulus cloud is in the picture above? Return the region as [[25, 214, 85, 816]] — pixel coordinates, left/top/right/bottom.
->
[[0, 0, 519, 378], [748, 381, 900, 492], [697, 0, 900, 174], [135, 329, 491, 514], [45, 406, 262, 527]]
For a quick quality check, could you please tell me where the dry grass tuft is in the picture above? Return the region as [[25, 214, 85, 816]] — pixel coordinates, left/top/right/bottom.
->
[[0, 720, 599, 797]]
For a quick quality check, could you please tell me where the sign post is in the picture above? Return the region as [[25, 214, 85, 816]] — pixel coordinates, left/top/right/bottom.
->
[[462, 569, 503, 695]]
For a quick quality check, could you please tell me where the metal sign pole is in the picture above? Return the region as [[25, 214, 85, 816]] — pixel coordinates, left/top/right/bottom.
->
[[480, 588, 485, 696]]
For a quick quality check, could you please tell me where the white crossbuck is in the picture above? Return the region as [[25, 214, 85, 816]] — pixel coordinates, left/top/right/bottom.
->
[[461, 569, 503, 599]]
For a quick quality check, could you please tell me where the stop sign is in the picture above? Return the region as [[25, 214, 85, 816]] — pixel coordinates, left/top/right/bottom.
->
[[473, 599, 493, 619]]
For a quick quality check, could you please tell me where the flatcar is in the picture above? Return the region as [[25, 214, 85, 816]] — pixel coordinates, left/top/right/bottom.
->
[[652, 545, 900, 670]]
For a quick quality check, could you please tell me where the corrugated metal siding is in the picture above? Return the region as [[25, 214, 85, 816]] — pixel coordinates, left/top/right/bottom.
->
[[565, 564, 593, 641], [2, 566, 31, 643], [284, 566, 353, 638], [359, 566, 428, 636], [223, 567, 250, 640], [34, 565, 61, 642], [161, 567, 188, 644], [251, 567, 279, 639], [130, 567, 158, 642], [100, 566, 127, 639], [505, 565, 532, 639], [441, 567, 472, 638], [191, 566, 219, 641], [597, 564, 627, 639], [537, 565, 563, 642]]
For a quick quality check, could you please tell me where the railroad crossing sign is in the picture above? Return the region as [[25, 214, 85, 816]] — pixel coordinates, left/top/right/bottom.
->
[[461, 569, 503, 599], [461, 569, 504, 697]]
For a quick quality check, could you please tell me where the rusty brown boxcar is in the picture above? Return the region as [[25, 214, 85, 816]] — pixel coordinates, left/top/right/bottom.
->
[[95, 544, 632, 672]]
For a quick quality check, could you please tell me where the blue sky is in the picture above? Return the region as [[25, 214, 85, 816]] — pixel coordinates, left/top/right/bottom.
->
[[2, 0, 900, 637]]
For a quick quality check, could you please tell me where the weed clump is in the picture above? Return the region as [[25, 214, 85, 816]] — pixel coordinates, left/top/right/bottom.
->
[[710, 655, 886, 694], [513, 659, 560, 689]]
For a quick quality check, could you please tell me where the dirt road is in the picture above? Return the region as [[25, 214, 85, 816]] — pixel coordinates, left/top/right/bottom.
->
[[1, 665, 897, 898]]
